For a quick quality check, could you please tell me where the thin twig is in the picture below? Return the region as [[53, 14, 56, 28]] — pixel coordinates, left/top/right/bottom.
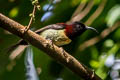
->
[[25, 5, 36, 32], [25, 0, 40, 32]]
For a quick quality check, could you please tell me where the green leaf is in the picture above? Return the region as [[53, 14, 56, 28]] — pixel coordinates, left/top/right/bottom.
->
[[104, 39, 114, 48], [9, 7, 19, 18], [106, 5, 120, 27]]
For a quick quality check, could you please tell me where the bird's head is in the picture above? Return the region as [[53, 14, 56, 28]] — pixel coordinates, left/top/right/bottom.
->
[[65, 21, 98, 39]]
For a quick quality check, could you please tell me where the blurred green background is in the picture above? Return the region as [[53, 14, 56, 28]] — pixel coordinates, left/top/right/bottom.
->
[[0, 0, 120, 80]]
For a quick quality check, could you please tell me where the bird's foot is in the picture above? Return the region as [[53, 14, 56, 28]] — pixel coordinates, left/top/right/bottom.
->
[[60, 47, 70, 63], [44, 39, 55, 50]]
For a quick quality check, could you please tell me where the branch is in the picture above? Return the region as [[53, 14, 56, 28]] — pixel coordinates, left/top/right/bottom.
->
[[0, 13, 101, 80]]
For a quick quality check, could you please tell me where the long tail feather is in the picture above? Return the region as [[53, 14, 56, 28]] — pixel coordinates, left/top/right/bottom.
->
[[6, 40, 28, 54]]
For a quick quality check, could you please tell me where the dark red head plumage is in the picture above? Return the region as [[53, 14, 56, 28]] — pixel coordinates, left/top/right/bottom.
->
[[65, 22, 86, 39]]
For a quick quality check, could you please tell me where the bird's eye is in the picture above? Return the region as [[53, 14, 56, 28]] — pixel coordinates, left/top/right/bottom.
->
[[76, 25, 80, 28], [76, 25, 82, 29]]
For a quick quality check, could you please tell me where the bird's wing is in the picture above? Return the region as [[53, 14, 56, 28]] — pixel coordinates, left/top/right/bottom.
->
[[5, 24, 66, 54], [35, 24, 65, 34]]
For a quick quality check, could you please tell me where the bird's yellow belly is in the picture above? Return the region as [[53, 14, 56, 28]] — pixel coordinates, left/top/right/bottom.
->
[[39, 29, 72, 46]]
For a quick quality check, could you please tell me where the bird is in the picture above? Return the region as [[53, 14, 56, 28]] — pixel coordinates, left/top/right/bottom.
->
[[7, 21, 98, 52]]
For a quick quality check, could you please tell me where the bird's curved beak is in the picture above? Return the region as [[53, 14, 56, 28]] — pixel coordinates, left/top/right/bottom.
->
[[86, 26, 98, 33]]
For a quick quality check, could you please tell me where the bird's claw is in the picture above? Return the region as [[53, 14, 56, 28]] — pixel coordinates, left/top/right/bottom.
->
[[60, 47, 70, 63], [44, 39, 55, 50]]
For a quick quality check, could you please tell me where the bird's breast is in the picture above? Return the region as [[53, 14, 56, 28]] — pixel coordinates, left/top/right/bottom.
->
[[39, 29, 72, 46]]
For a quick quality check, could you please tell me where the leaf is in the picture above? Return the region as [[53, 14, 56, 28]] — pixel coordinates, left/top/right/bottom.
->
[[9, 7, 19, 18], [106, 5, 120, 27]]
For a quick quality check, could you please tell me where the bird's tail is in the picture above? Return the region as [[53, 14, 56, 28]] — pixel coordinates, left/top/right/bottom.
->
[[4, 40, 28, 54]]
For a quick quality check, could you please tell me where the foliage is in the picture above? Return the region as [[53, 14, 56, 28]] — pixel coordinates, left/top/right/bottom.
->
[[0, 0, 120, 80]]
